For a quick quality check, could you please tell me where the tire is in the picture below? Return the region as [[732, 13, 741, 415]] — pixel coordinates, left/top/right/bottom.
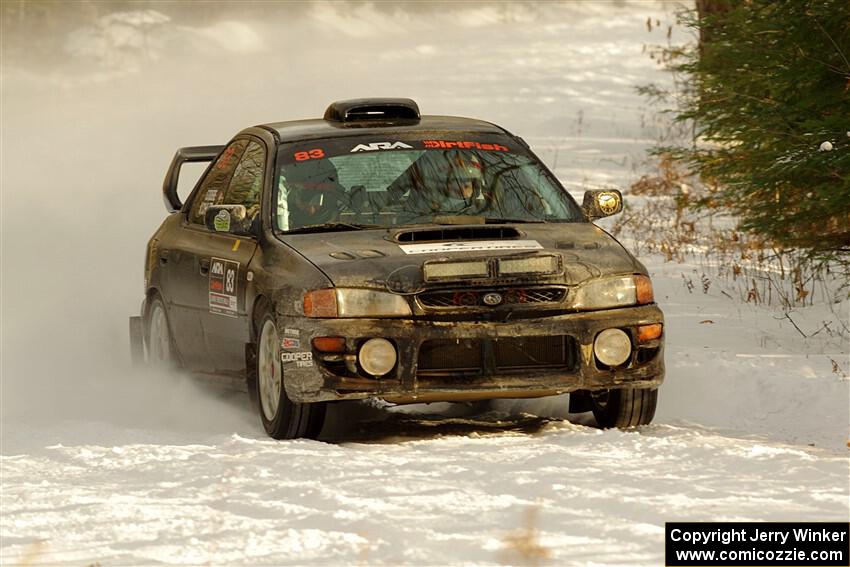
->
[[145, 295, 176, 368], [590, 387, 658, 428], [255, 310, 325, 439]]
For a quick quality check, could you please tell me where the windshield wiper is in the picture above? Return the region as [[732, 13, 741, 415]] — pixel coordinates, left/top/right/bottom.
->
[[419, 215, 549, 225], [281, 222, 383, 234], [482, 217, 547, 224]]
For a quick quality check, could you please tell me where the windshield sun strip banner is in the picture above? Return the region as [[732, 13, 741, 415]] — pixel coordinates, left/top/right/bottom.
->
[[422, 140, 509, 151], [279, 136, 522, 165]]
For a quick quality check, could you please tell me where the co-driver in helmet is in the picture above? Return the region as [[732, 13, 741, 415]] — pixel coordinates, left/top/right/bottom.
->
[[280, 159, 343, 229]]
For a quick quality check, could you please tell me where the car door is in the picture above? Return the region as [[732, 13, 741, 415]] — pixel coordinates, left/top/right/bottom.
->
[[162, 139, 249, 372], [195, 139, 267, 372]]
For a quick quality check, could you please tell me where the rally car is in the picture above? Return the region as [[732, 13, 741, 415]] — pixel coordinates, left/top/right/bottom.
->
[[129, 98, 664, 439]]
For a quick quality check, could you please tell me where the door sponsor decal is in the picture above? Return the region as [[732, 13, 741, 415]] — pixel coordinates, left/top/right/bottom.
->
[[209, 257, 239, 317], [399, 240, 543, 255]]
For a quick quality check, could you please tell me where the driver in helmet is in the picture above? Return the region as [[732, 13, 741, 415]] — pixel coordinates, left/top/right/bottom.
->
[[442, 153, 490, 213], [390, 151, 495, 222]]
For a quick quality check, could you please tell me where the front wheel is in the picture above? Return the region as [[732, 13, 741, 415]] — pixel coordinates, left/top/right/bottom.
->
[[146, 295, 175, 368], [255, 311, 325, 439], [590, 387, 658, 428]]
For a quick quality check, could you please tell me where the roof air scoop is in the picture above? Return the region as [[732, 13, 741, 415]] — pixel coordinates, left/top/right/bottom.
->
[[324, 98, 420, 123]]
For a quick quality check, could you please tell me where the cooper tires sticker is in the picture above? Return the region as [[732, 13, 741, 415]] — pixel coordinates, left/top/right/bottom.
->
[[281, 351, 313, 367]]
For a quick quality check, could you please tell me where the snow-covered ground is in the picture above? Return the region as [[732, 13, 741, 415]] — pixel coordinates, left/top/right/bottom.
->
[[2, 287, 848, 566], [2, 2, 848, 566], [2, 415, 847, 566]]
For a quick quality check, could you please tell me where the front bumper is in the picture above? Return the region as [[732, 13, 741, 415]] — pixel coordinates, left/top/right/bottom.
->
[[278, 304, 664, 403]]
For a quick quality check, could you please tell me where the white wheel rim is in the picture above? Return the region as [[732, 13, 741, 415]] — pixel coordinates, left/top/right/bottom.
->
[[258, 320, 282, 421], [149, 304, 171, 365]]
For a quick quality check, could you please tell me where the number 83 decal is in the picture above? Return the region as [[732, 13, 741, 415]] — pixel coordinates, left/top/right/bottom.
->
[[294, 149, 325, 161]]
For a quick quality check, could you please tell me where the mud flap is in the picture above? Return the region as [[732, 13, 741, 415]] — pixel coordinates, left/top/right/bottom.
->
[[568, 390, 592, 413], [129, 316, 144, 366], [245, 342, 259, 406]]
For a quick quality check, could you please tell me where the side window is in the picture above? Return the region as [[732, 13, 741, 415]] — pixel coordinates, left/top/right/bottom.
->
[[189, 139, 249, 225], [221, 141, 265, 219]]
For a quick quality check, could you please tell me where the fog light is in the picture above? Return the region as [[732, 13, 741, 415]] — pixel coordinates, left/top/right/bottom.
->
[[358, 338, 397, 376], [594, 328, 631, 367]]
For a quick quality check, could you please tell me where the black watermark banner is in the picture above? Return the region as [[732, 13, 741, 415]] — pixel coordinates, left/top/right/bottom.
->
[[666, 522, 849, 566]]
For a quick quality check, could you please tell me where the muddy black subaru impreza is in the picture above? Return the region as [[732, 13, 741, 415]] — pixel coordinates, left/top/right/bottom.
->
[[129, 98, 664, 439]]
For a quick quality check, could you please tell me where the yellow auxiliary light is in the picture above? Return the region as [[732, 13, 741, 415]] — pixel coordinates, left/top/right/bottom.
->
[[423, 260, 489, 281], [497, 255, 560, 276]]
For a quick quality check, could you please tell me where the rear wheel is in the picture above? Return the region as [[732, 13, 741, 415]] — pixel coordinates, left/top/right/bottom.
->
[[256, 311, 325, 439], [129, 316, 144, 366], [590, 387, 657, 428]]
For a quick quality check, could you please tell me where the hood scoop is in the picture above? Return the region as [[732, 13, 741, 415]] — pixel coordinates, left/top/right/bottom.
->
[[395, 226, 521, 243]]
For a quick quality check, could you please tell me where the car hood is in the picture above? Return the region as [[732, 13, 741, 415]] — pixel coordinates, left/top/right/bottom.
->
[[276, 223, 642, 291]]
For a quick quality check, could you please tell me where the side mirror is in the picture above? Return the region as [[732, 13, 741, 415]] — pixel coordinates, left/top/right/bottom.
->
[[582, 190, 623, 220], [204, 205, 253, 235]]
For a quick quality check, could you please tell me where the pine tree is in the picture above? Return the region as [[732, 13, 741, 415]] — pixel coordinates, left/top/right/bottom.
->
[[654, 0, 850, 260]]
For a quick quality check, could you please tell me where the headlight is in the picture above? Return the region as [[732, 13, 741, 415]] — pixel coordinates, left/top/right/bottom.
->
[[304, 288, 412, 318], [571, 275, 654, 310]]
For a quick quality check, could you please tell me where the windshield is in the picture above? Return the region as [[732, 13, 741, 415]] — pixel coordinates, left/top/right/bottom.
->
[[275, 135, 583, 231]]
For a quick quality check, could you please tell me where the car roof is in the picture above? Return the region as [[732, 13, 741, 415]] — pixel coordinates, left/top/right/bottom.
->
[[257, 115, 510, 144]]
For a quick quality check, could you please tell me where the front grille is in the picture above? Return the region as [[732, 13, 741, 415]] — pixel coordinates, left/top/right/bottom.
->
[[418, 339, 482, 375], [417, 336, 576, 376], [494, 336, 572, 370], [418, 287, 566, 309]]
